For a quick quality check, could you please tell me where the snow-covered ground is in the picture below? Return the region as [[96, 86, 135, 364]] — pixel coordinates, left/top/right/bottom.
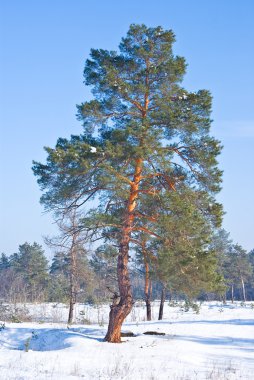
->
[[0, 301, 253, 379]]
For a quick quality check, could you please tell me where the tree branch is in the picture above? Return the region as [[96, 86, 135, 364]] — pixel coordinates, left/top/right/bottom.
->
[[132, 226, 161, 239]]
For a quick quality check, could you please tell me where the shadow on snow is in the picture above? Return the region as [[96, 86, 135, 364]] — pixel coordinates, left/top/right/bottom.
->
[[0, 326, 105, 351], [1, 320, 253, 353], [125, 318, 254, 326]]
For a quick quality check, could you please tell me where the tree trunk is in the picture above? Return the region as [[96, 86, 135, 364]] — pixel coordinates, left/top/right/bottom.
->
[[241, 277, 246, 302], [104, 158, 143, 343], [68, 268, 76, 325], [144, 258, 152, 321], [68, 297, 75, 325], [231, 284, 234, 304], [68, 229, 78, 325], [158, 285, 166, 320], [149, 280, 152, 318], [103, 242, 133, 342], [220, 292, 226, 304]]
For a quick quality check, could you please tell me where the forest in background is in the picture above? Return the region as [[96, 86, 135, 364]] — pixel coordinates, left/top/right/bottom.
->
[[1, 233, 253, 310]]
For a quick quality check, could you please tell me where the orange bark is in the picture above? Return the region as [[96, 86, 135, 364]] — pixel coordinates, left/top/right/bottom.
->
[[105, 60, 150, 342], [104, 158, 143, 342]]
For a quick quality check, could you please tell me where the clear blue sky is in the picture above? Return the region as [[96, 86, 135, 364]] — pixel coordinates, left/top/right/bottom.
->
[[1, 0, 254, 256]]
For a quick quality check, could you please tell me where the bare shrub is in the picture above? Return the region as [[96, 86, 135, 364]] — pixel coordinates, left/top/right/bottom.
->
[[0, 302, 31, 322]]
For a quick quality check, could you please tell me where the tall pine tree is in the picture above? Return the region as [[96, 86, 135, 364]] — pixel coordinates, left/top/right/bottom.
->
[[33, 24, 222, 342]]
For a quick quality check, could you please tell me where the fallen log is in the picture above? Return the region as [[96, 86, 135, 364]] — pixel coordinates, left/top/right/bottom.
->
[[143, 331, 165, 335], [121, 331, 136, 337]]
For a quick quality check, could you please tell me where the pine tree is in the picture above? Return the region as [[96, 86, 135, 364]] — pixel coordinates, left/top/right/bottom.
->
[[223, 244, 253, 302], [132, 237, 154, 321], [155, 189, 223, 301], [50, 251, 69, 276], [210, 229, 232, 302], [0, 253, 12, 301], [48, 252, 70, 302], [0, 253, 10, 270], [11, 243, 49, 302], [33, 24, 222, 342]]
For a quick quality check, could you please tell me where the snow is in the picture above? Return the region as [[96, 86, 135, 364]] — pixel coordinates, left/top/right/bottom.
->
[[0, 302, 254, 379]]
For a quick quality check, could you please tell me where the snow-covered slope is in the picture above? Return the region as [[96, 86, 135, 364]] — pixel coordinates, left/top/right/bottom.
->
[[0, 302, 253, 379]]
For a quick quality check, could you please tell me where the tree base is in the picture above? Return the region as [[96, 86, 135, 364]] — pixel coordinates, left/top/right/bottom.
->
[[104, 302, 133, 343]]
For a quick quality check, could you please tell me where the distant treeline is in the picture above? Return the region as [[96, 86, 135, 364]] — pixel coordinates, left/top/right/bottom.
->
[[1, 236, 254, 307]]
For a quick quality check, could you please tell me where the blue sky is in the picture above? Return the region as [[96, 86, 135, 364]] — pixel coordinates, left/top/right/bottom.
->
[[1, 0, 254, 256]]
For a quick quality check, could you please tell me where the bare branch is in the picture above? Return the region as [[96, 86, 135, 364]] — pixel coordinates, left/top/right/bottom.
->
[[132, 226, 161, 239], [134, 211, 158, 223]]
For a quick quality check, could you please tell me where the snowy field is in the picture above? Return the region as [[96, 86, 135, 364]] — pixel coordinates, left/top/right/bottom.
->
[[0, 301, 254, 379]]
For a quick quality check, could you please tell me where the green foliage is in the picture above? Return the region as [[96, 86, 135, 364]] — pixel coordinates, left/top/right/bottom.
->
[[248, 249, 254, 267], [181, 299, 201, 314], [223, 244, 253, 287], [0, 243, 49, 303], [90, 244, 118, 276], [0, 253, 10, 270], [212, 231, 254, 300], [47, 273, 69, 302], [11, 243, 49, 301], [153, 188, 224, 297], [50, 251, 69, 276], [12, 243, 48, 284], [32, 24, 223, 302], [49, 248, 94, 303], [90, 244, 118, 299], [33, 23, 222, 220]]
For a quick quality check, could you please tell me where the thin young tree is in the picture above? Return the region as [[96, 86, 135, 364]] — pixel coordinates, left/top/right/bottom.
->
[[45, 207, 89, 324], [133, 236, 155, 321], [33, 24, 222, 342], [143, 246, 153, 321]]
